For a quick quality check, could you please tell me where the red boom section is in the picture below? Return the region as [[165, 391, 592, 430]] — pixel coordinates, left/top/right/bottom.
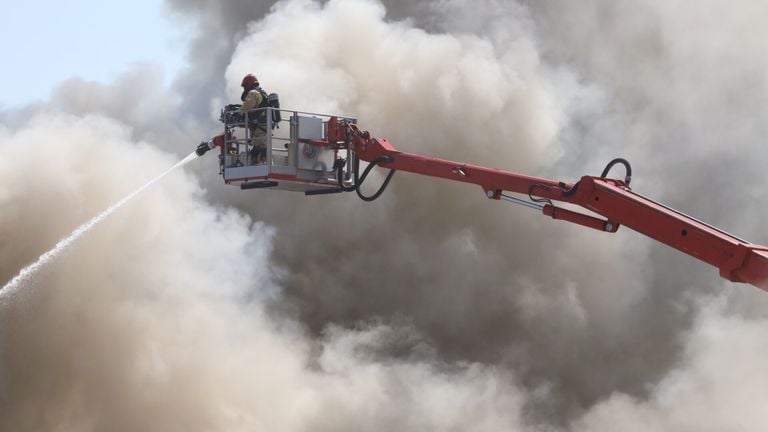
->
[[575, 177, 768, 289], [344, 125, 768, 291]]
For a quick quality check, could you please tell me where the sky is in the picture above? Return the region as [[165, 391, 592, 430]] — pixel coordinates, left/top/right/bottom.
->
[[0, 0, 184, 108]]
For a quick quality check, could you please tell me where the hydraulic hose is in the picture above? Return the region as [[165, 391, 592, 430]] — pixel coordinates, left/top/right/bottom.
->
[[600, 158, 632, 186], [355, 155, 396, 202], [559, 157, 633, 198], [336, 155, 396, 201]]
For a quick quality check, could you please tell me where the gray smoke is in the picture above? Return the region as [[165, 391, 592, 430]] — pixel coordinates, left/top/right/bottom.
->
[[220, 0, 768, 424], [0, 112, 530, 430], [219, 0, 685, 420], [2, 0, 768, 430]]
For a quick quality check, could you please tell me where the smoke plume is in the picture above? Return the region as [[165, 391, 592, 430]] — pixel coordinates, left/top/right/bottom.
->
[[2, 0, 768, 430], [0, 112, 530, 430]]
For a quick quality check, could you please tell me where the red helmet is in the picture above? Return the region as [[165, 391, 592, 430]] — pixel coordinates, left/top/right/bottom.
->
[[241, 74, 259, 88]]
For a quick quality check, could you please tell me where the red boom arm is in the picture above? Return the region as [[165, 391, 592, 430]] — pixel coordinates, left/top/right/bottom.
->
[[340, 123, 768, 292]]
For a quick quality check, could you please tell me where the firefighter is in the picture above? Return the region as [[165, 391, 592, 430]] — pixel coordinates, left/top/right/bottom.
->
[[240, 74, 270, 164]]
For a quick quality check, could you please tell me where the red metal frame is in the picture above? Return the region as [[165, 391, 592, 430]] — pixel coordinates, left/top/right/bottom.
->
[[341, 123, 768, 292]]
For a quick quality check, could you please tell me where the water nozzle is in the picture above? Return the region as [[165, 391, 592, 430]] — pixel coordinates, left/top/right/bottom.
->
[[196, 140, 214, 157]]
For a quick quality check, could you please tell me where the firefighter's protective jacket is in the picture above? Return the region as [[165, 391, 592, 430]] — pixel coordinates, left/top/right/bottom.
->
[[240, 88, 264, 113]]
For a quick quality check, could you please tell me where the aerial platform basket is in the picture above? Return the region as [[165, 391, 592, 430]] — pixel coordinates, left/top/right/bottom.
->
[[218, 105, 357, 194]]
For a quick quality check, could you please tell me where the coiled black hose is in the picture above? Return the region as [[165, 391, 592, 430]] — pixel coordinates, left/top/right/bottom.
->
[[336, 155, 396, 201]]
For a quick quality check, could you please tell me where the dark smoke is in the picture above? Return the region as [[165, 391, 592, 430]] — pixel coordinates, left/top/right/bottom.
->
[[218, 0, 768, 424], [219, 0, 686, 420]]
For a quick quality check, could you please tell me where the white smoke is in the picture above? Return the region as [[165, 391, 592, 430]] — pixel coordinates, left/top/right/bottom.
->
[[0, 112, 534, 430], [223, 0, 661, 417], [575, 300, 768, 432], [2, 0, 768, 430], [197, 0, 768, 427], [226, 0, 561, 168]]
